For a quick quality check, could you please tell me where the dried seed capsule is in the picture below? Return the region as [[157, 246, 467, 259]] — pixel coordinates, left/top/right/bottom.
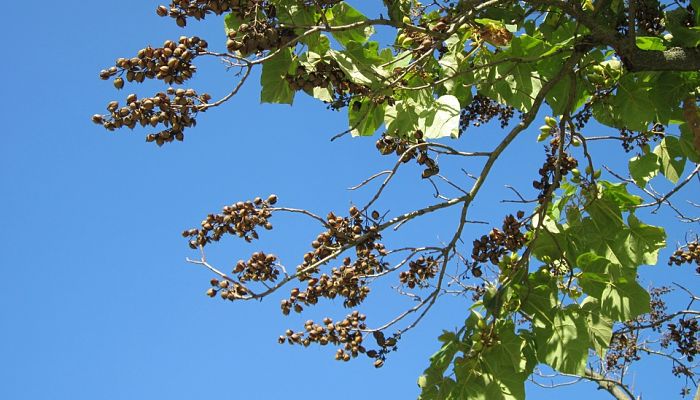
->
[[156, 5, 168, 16]]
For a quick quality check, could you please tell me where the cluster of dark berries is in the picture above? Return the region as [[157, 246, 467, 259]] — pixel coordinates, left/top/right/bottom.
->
[[280, 206, 388, 314], [574, 90, 613, 130], [459, 94, 515, 135], [532, 145, 578, 202], [669, 241, 700, 273], [182, 194, 277, 248], [471, 212, 527, 267], [399, 256, 439, 289], [206, 278, 249, 300], [279, 311, 373, 364], [664, 319, 699, 362], [99, 37, 207, 87], [234, 252, 280, 283], [606, 331, 641, 370], [573, 102, 593, 130], [226, 20, 296, 55], [375, 132, 439, 178], [619, 125, 664, 152], [635, 0, 666, 35], [93, 88, 210, 146]]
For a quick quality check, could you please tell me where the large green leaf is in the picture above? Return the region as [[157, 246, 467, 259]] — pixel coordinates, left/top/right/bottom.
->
[[384, 100, 420, 137], [577, 253, 651, 321], [635, 36, 666, 50], [534, 306, 591, 375], [629, 153, 660, 188], [477, 323, 530, 400], [598, 181, 643, 211], [519, 268, 559, 327], [475, 35, 548, 112], [578, 210, 665, 269], [260, 48, 295, 104], [418, 330, 462, 399], [422, 95, 461, 139], [327, 3, 374, 47], [349, 99, 384, 136], [653, 136, 687, 183], [609, 75, 656, 131], [624, 213, 666, 266], [581, 297, 613, 357], [327, 45, 388, 88]]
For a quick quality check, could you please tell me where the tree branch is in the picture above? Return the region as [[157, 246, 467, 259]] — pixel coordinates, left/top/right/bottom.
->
[[583, 368, 635, 400]]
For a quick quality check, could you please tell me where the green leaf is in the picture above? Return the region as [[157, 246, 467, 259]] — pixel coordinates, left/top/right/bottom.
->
[[419, 325, 471, 399], [580, 297, 613, 357], [260, 48, 295, 104], [478, 322, 530, 399], [311, 86, 333, 102], [577, 253, 651, 320], [275, 0, 316, 26], [578, 205, 665, 269], [481, 60, 543, 112], [584, 197, 624, 237], [384, 100, 419, 137], [653, 136, 686, 183], [609, 75, 656, 131], [647, 72, 689, 125], [476, 35, 548, 112], [519, 268, 558, 327], [384, 0, 411, 24], [599, 181, 643, 210], [349, 99, 384, 136], [629, 153, 660, 187], [422, 95, 461, 139], [529, 218, 572, 262], [327, 3, 374, 47], [327, 45, 387, 87], [635, 36, 666, 50], [625, 213, 666, 266], [534, 306, 591, 375]]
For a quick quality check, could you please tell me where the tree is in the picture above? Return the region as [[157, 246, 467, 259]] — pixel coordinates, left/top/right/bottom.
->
[[93, 0, 700, 398]]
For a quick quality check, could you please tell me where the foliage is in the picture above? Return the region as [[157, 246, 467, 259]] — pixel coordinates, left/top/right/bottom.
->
[[94, 0, 700, 398]]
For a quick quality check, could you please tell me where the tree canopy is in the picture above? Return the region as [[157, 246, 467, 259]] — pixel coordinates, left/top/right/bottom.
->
[[94, 1, 700, 398]]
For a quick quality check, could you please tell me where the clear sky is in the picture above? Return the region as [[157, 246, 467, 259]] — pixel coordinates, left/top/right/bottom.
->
[[1, 1, 698, 399]]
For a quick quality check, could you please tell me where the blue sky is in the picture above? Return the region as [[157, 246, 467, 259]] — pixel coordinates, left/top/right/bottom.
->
[[1, 1, 698, 399]]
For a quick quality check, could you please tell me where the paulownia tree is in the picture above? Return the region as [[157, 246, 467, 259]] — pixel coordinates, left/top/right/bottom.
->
[[94, 0, 700, 398]]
